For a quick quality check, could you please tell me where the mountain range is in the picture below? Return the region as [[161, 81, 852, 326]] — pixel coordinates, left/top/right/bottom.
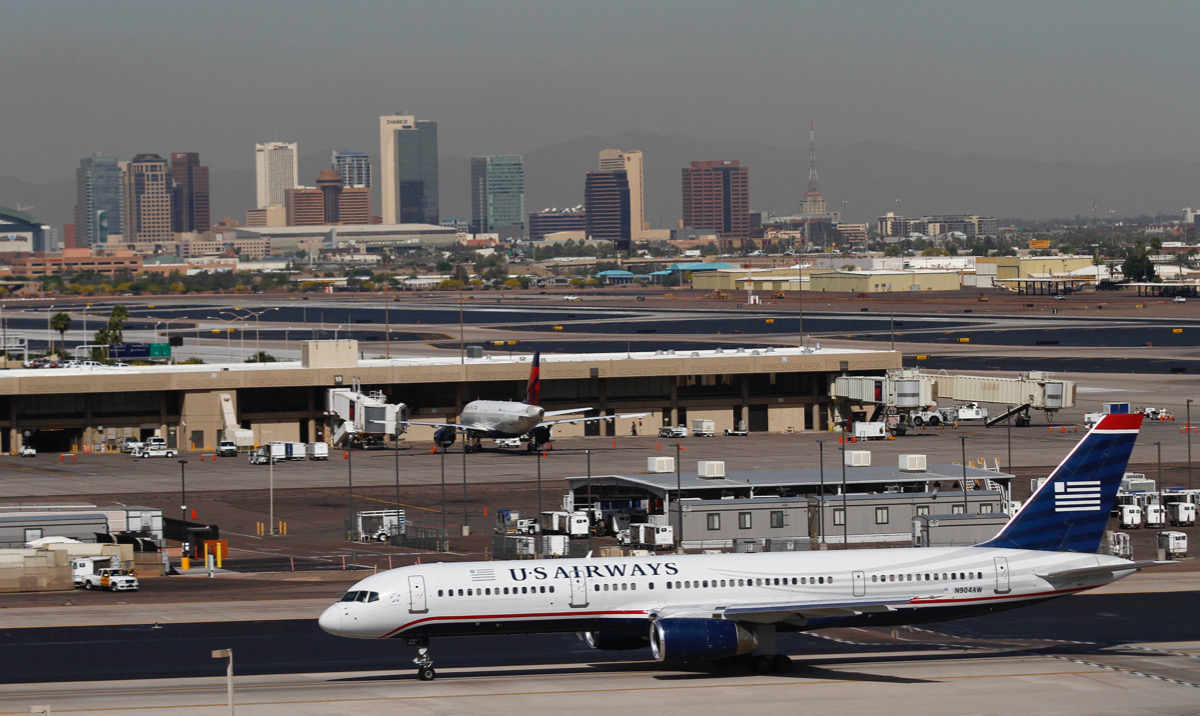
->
[[3, 132, 1197, 232]]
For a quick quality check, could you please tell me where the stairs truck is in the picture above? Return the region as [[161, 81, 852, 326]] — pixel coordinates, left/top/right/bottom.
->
[[218, 393, 255, 451]]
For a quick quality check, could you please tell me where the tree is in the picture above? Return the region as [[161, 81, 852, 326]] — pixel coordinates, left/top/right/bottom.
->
[[105, 305, 129, 345], [49, 312, 71, 355], [245, 351, 277, 363]]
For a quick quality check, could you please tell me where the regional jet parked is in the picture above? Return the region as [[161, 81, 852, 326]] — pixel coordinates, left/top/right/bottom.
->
[[386, 352, 646, 453], [321, 414, 1152, 680]]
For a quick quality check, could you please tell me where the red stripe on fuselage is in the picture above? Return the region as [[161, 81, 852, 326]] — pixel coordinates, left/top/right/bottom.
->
[[907, 585, 1093, 606], [380, 609, 648, 638]]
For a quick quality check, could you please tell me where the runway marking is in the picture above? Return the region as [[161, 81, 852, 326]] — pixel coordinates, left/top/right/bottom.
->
[[304, 488, 439, 513]]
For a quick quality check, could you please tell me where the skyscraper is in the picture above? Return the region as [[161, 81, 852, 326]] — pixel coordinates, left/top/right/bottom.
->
[[470, 155, 525, 239], [379, 115, 439, 225], [170, 152, 210, 233], [255, 142, 299, 208], [333, 150, 372, 188], [599, 149, 645, 240], [681, 160, 750, 244], [285, 170, 371, 226], [75, 155, 123, 248], [585, 170, 631, 250], [123, 154, 174, 244]]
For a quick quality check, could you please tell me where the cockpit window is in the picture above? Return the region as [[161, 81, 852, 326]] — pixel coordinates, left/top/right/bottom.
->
[[340, 591, 361, 602], [367, 591, 379, 603], [340, 590, 379, 603]]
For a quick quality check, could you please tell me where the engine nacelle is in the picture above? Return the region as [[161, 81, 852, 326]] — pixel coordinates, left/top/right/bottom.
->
[[529, 426, 553, 448], [583, 630, 650, 651], [649, 618, 757, 663], [434, 427, 457, 448]]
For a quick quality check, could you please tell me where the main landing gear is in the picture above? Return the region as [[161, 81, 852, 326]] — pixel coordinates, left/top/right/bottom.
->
[[408, 637, 435, 681]]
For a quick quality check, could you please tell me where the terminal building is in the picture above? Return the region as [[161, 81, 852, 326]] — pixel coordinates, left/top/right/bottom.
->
[[0, 341, 899, 454]]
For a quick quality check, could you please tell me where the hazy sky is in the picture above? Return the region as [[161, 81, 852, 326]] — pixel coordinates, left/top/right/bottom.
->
[[3, 0, 1199, 184]]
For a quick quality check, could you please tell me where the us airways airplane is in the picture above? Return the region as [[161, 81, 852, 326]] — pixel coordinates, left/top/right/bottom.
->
[[392, 353, 647, 453], [320, 413, 1152, 680]]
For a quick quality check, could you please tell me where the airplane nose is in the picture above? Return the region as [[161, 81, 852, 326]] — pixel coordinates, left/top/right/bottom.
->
[[318, 605, 343, 636]]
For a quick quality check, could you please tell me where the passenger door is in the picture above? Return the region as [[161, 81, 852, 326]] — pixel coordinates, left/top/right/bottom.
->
[[993, 557, 1010, 594], [852, 570, 866, 597], [408, 575, 428, 613], [570, 574, 589, 608]]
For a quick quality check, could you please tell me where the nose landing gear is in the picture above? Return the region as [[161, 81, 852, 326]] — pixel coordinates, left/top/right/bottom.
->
[[408, 637, 436, 681]]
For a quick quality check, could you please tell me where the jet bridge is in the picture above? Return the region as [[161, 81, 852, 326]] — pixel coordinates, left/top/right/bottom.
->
[[326, 379, 409, 448], [831, 368, 1074, 426]]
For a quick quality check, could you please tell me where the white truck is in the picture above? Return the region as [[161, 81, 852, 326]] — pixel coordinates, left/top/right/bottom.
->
[[541, 511, 590, 537], [1160, 531, 1188, 558], [133, 445, 178, 458], [619, 523, 674, 550], [1119, 504, 1143, 529], [285, 442, 307, 461], [307, 442, 330, 460], [249, 442, 287, 464], [852, 421, 888, 440], [19, 445, 36, 457], [658, 425, 688, 438], [72, 556, 116, 586], [1144, 503, 1167, 529], [942, 402, 988, 421], [690, 419, 715, 437], [723, 420, 749, 437], [1168, 502, 1197, 526], [75, 561, 139, 591], [356, 510, 405, 541]]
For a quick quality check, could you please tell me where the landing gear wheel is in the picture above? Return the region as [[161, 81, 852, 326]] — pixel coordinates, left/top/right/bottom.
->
[[753, 655, 774, 674], [772, 654, 793, 673], [417, 667, 436, 681]]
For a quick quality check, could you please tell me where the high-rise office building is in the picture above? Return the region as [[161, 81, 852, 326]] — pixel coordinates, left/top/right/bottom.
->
[[599, 149, 645, 240], [74, 155, 123, 247], [681, 160, 750, 243], [255, 142, 299, 208], [123, 154, 174, 244], [379, 115, 439, 224], [170, 152, 210, 233], [585, 170, 631, 250], [333, 150, 372, 188], [285, 170, 371, 226], [470, 155, 525, 239], [528, 208, 587, 241]]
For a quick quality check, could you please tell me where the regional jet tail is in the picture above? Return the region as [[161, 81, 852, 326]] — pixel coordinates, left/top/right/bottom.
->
[[320, 414, 1151, 681], [391, 352, 647, 453]]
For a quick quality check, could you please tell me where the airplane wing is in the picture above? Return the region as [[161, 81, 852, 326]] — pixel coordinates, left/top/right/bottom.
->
[[1035, 560, 1170, 583], [657, 597, 909, 625], [543, 408, 593, 417], [538, 411, 651, 428]]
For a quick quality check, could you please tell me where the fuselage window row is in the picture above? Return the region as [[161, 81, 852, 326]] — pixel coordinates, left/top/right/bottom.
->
[[435, 585, 557, 597]]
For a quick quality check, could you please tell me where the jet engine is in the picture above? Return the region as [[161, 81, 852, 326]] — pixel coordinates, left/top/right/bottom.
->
[[434, 427, 457, 448], [583, 630, 650, 651], [528, 426, 553, 450], [649, 618, 758, 663]]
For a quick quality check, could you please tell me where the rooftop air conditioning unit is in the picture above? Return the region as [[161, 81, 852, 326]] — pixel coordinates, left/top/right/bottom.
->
[[844, 450, 871, 467], [697, 460, 726, 478], [899, 454, 927, 472], [647, 456, 675, 473]]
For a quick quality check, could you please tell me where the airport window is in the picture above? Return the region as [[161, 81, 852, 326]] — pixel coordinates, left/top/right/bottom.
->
[[756, 578, 763, 586], [952, 504, 966, 515], [828, 577, 833, 584], [594, 584, 600, 591], [916, 505, 930, 516], [833, 508, 845, 526], [707, 513, 721, 530], [603, 584, 609, 591], [458, 589, 464, 596], [875, 507, 889, 525], [818, 577, 824, 584], [504, 587, 509, 594], [631, 583, 637, 591], [675, 581, 682, 589], [791, 578, 797, 585], [871, 575, 878, 582], [649, 582, 655, 590], [738, 512, 752, 529], [770, 511, 785, 528], [980, 503, 993, 513], [685, 581, 691, 589], [549, 586, 555, 593], [467, 589, 473, 596], [666, 582, 672, 589], [437, 590, 443, 597]]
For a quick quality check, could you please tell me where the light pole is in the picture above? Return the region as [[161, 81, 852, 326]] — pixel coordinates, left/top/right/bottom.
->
[[261, 430, 274, 536], [462, 438, 468, 536], [148, 315, 191, 364], [840, 442, 848, 548], [960, 435, 969, 515], [536, 446, 543, 558], [1187, 399, 1193, 490], [178, 459, 188, 563], [675, 442, 683, 551], [586, 449, 593, 554], [347, 442, 355, 542], [394, 421, 401, 544], [1154, 441, 1162, 519], [888, 283, 895, 350], [46, 304, 53, 356], [206, 316, 241, 363], [439, 442, 447, 551], [232, 307, 279, 361], [816, 439, 825, 544]]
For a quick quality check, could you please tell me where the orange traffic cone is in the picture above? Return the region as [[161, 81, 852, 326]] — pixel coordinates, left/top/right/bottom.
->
[[430, 445, 437, 454], [344, 451, 349, 459], [656, 442, 661, 450]]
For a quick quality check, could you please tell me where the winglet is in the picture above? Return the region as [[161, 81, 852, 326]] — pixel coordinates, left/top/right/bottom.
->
[[523, 352, 541, 405]]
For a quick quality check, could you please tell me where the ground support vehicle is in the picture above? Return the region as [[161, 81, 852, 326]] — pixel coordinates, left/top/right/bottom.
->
[[134, 447, 178, 458], [216, 440, 238, 457], [19, 445, 36, 457], [691, 419, 715, 437], [307, 442, 329, 460], [79, 567, 138, 591], [659, 425, 688, 438]]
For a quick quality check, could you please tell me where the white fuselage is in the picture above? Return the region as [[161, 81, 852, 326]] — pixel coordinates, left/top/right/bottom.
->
[[318, 546, 1138, 641], [459, 400, 544, 438]]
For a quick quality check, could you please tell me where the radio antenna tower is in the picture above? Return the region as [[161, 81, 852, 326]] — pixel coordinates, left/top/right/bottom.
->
[[801, 120, 827, 215]]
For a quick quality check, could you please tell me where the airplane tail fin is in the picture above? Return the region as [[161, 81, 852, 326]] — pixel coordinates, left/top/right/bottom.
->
[[978, 413, 1143, 553], [523, 352, 541, 405]]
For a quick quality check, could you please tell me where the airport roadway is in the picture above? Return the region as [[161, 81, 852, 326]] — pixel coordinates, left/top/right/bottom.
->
[[2, 585, 1198, 715]]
